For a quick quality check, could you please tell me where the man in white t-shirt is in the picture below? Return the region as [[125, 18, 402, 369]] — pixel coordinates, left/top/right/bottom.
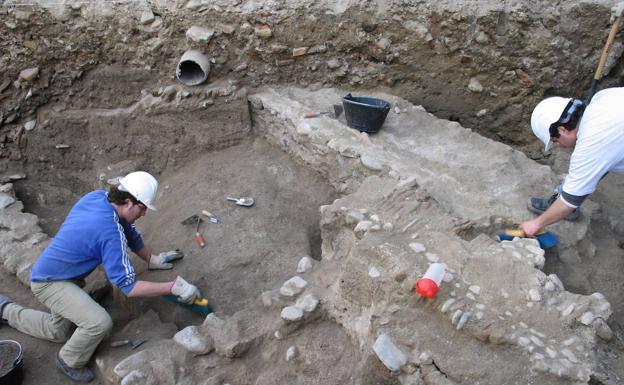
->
[[521, 87, 624, 236]]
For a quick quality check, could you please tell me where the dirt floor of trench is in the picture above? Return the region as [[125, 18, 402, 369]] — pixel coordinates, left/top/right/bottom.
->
[[1, 136, 338, 384]]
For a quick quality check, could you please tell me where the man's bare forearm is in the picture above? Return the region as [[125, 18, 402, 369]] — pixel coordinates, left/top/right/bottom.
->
[[127, 280, 174, 297]]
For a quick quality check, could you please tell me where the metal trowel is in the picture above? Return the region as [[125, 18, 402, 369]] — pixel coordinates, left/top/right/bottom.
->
[[226, 196, 254, 207]]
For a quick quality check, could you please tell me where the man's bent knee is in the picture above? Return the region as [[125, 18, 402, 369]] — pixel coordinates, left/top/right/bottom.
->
[[90, 313, 113, 337], [50, 320, 72, 343]]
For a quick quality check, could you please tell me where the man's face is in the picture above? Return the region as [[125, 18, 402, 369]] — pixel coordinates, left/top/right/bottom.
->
[[552, 126, 578, 148], [120, 200, 147, 224]]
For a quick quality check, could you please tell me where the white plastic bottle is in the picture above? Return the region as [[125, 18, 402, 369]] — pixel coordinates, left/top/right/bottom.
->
[[415, 263, 447, 298]]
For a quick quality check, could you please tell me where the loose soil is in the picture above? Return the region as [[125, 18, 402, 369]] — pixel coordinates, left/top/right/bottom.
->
[[1, 136, 337, 385]]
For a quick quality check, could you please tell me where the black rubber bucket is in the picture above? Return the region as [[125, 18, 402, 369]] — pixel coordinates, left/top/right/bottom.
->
[[0, 340, 23, 385], [342, 93, 391, 133]]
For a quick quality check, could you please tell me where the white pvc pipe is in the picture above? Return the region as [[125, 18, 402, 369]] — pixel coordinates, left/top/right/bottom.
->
[[176, 50, 210, 86]]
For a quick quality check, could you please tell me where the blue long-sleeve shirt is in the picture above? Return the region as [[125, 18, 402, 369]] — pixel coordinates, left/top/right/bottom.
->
[[31, 190, 144, 295]]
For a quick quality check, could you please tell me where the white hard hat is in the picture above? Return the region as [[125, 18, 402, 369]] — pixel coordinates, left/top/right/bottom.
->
[[118, 171, 158, 210], [530, 96, 570, 152]]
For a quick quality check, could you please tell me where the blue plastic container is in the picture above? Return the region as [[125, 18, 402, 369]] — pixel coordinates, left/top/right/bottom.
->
[[342, 93, 391, 133]]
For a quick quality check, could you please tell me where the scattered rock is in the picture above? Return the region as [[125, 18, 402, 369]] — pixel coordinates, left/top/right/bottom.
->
[[19, 67, 39, 82], [0, 193, 16, 209], [475, 31, 490, 44], [24, 120, 36, 131], [279, 276, 308, 297], [295, 294, 319, 313], [281, 306, 304, 321], [528, 289, 541, 302], [368, 266, 381, 278], [345, 210, 365, 224], [286, 346, 298, 361], [120, 370, 148, 385], [578, 311, 594, 325], [297, 256, 314, 273], [186, 26, 215, 43], [292, 47, 308, 57], [139, 9, 155, 25], [174, 326, 214, 355], [593, 318, 613, 341], [468, 78, 483, 93], [360, 154, 383, 171], [354, 220, 373, 233], [373, 334, 407, 373], [409, 242, 426, 253], [468, 285, 481, 295], [326, 59, 341, 69], [254, 25, 272, 39]]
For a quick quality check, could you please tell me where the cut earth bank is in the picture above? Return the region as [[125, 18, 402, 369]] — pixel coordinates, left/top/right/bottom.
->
[[1, 0, 624, 384], [1, 83, 624, 385]]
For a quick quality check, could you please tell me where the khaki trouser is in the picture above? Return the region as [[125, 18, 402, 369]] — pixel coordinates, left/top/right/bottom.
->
[[3, 280, 113, 368]]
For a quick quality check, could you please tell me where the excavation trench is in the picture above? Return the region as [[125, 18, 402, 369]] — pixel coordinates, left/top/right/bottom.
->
[[2, 70, 623, 385], [15, 111, 336, 323]]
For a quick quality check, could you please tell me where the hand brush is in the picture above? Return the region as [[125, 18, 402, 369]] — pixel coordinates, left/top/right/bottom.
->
[[162, 295, 214, 317], [496, 228, 560, 249]]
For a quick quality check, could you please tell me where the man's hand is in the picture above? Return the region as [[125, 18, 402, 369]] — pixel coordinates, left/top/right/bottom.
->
[[519, 218, 542, 237], [170, 276, 200, 304], [149, 250, 184, 270]]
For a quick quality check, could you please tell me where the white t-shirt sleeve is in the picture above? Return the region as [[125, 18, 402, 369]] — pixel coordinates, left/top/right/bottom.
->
[[562, 88, 624, 198]]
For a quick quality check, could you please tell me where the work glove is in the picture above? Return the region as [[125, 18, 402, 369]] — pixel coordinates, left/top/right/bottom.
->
[[171, 276, 200, 304], [612, 2, 624, 21], [149, 250, 184, 270]]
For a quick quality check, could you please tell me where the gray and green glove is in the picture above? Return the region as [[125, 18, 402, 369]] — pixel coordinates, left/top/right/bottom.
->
[[149, 250, 184, 270]]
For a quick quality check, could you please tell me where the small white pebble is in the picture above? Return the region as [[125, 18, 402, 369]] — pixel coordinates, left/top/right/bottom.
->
[[561, 304, 575, 317], [286, 346, 298, 361], [561, 348, 579, 363], [528, 289, 542, 302], [579, 311, 595, 325], [451, 310, 463, 325], [456, 312, 471, 330], [368, 266, 381, 278], [409, 242, 426, 253], [546, 347, 558, 358], [518, 337, 531, 347], [530, 336, 544, 347], [469, 285, 481, 295]]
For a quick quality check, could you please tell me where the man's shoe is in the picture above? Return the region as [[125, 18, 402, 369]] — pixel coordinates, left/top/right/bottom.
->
[[0, 294, 13, 324], [55, 352, 95, 383], [527, 194, 580, 221]]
